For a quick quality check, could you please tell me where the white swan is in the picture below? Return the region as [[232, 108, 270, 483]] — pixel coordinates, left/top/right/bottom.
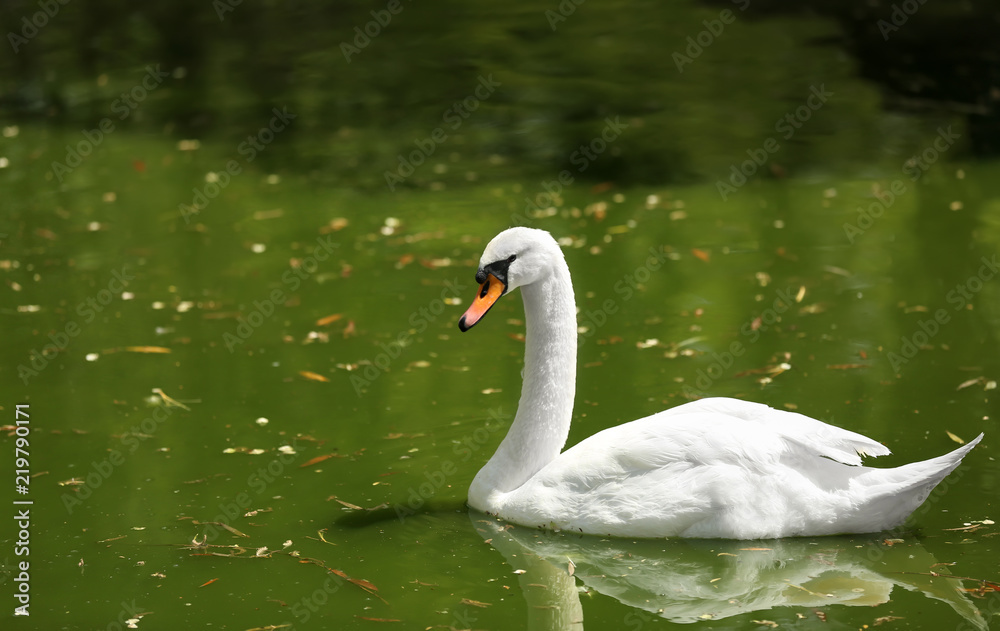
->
[[458, 227, 983, 539]]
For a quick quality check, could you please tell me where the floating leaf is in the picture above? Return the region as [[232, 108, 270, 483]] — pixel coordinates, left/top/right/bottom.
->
[[193, 521, 249, 538], [223, 447, 267, 455], [299, 371, 329, 382], [300, 453, 341, 468], [199, 578, 219, 587], [253, 208, 284, 220], [329, 567, 379, 593], [315, 313, 343, 326], [326, 217, 349, 232], [874, 616, 905, 625], [946, 431, 966, 445], [151, 388, 191, 410], [395, 253, 414, 269], [691, 248, 711, 262], [348, 577, 380, 593]]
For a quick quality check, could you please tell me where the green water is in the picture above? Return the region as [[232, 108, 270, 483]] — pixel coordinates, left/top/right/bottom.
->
[[2, 0, 1000, 628], [1, 127, 998, 629]]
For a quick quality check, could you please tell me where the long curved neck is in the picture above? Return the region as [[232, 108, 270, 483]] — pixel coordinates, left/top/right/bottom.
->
[[471, 258, 578, 498]]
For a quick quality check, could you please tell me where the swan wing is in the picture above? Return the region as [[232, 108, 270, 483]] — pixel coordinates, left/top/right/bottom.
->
[[663, 397, 891, 465], [546, 397, 888, 481]]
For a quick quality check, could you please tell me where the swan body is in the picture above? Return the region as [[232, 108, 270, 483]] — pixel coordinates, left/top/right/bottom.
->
[[458, 227, 983, 539]]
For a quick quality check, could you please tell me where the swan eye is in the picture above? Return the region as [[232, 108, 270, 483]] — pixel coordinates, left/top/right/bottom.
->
[[507, 254, 516, 263]]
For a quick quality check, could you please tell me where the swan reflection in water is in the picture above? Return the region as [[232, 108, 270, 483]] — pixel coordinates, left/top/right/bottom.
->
[[470, 513, 988, 630]]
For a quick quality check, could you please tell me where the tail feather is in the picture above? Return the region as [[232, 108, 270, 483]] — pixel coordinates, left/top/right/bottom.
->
[[853, 433, 984, 531]]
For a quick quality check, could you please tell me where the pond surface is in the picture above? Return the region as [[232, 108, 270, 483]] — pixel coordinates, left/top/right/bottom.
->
[[1, 125, 998, 629]]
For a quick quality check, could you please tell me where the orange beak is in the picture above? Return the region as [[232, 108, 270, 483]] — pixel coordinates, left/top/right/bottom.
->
[[458, 273, 505, 332]]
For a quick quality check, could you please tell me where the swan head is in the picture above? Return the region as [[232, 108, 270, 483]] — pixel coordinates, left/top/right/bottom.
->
[[458, 227, 562, 332]]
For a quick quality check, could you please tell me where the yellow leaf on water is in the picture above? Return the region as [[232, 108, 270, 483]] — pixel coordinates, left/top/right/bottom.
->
[[946, 431, 966, 445], [300, 453, 342, 468], [299, 371, 329, 382], [691, 248, 711, 262], [315, 313, 343, 326]]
